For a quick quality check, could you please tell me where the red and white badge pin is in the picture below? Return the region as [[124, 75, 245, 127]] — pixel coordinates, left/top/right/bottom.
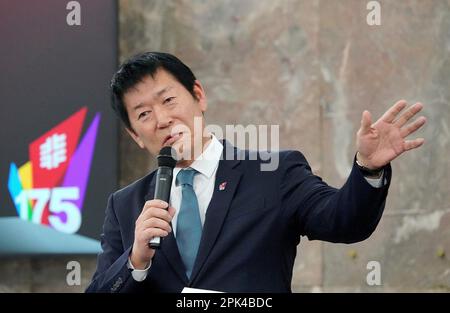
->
[[219, 181, 227, 191]]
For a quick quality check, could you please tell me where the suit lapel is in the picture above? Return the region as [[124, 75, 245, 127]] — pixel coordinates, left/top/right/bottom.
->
[[144, 140, 242, 286], [145, 175, 188, 285], [189, 141, 242, 284]]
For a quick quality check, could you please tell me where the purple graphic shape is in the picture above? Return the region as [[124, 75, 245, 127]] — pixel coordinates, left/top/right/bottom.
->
[[61, 113, 101, 214]]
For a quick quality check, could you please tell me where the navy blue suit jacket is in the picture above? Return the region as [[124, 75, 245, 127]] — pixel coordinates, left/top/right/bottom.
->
[[86, 141, 391, 293]]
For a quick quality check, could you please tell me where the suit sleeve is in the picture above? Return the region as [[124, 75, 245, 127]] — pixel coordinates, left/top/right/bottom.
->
[[280, 150, 391, 243], [85, 194, 145, 293]]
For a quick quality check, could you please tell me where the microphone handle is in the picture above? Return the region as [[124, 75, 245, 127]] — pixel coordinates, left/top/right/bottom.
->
[[148, 166, 173, 249]]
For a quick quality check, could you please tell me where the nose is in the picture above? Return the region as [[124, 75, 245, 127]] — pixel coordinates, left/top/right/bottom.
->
[[154, 106, 173, 129]]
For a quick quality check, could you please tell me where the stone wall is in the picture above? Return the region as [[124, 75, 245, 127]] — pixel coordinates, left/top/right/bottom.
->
[[117, 0, 450, 292]]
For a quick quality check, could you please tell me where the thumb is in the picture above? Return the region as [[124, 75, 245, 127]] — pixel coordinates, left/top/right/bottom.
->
[[168, 206, 177, 217], [360, 110, 372, 134]]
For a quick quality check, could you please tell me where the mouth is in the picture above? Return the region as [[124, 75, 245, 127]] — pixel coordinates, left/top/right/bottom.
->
[[163, 132, 183, 146]]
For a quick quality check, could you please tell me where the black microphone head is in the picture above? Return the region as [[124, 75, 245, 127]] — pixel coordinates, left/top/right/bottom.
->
[[157, 146, 177, 168]]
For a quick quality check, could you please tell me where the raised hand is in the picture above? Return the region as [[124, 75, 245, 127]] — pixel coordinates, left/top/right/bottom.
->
[[356, 100, 427, 169]]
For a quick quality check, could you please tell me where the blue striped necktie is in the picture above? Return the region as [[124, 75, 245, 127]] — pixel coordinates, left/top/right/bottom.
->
[[176, 168, 202, 279]]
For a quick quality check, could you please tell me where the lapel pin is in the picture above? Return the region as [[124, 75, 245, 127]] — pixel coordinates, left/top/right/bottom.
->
[[219, 181, 227, 191]]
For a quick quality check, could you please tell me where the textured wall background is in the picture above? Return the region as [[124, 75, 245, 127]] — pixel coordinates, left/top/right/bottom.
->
[[117, 0, 450, 292], [1, 0, 449, 292]]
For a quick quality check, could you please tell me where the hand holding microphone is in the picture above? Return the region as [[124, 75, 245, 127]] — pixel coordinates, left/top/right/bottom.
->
[[130, 147, 177, 269]]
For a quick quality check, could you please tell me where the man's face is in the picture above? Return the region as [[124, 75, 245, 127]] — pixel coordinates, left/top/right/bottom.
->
[[123, 69, 207, 159]]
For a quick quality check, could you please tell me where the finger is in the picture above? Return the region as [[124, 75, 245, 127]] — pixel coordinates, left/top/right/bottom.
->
[[143, 200, 169, 212], [381, 100, 408, 123], [403, 138, 425, 151], [394, 102, 424, 127], [400, 116, 427, 138], [142, 228, 169, 241], [139, 217, 172, 233], [168, 206, 176, 217], [137, 200, 170, 223], [360, 110, 373, 135], [140, 207, 173, 223]]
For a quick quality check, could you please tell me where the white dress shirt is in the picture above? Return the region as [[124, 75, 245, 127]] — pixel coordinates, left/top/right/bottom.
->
[[170, 135, 224, 236], [128, 136, 384, 281]]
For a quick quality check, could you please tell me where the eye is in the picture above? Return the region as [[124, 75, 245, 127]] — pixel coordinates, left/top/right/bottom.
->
[[138, 110, 151, 120], [164, 97, 176, 104]]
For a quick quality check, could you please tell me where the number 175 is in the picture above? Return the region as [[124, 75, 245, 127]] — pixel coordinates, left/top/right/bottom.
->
[[14, 187, 81, 234]]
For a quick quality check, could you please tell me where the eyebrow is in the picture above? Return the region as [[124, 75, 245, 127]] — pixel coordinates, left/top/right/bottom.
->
[[132, 85, 174, 111], [156, 85, 174, 98]]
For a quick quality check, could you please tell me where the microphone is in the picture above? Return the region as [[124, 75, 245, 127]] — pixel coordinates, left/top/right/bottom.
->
[[148, 146, 177, 249]]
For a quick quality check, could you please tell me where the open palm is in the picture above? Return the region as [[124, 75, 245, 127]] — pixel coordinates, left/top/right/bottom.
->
[[356, 100, 426, 169]]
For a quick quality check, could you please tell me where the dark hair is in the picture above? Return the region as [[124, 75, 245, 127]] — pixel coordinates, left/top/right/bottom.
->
[[110, 52, 197, 129]]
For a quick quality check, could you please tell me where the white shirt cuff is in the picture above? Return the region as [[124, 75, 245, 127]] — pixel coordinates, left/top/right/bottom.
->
[[127, 257, 151, 282], [363, 170, 385, 188]]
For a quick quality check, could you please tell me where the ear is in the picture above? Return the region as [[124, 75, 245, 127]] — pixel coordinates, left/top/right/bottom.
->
[[193, 80, 207, 113], [125, 127, 145, 149]]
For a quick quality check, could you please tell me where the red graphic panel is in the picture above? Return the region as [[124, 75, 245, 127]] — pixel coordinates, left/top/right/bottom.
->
[[29, 107, 86, 224]]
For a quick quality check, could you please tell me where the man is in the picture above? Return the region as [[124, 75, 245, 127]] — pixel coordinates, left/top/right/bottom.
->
[[86, 52, 426, 293]]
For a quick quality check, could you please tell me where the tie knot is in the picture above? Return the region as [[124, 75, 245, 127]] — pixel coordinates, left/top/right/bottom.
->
[[176, 168, 198, 187]]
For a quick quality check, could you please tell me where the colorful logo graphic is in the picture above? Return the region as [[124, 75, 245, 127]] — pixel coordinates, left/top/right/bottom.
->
[[8, 107, 100, 234]]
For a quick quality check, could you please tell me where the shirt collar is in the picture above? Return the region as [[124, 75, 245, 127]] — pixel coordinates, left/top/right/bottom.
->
[[174, 134, 223, 180]]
